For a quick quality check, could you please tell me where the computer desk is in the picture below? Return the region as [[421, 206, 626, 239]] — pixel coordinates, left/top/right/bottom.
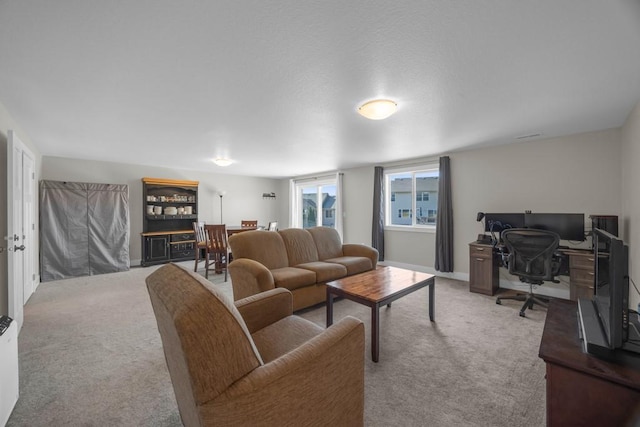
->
[[468, 240, 594, 299]]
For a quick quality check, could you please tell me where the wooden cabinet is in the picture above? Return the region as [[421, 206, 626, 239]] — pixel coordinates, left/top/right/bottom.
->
[[469, 242, 498, 295], [539, 300, 640, 426], [141, 178, 199, 267], [564, 250, 595, 301], [143, 234, 170, 264]]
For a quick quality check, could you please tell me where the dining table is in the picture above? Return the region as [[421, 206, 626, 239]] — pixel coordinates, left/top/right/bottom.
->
[[226, 225, 261, 236]]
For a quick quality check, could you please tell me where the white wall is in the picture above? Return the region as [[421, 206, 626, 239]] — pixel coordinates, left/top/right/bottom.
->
[[324, 128, 622, 297], [42, 157, 283, 265], [0, 100, 42, 316], [621, 100, 640, 311]]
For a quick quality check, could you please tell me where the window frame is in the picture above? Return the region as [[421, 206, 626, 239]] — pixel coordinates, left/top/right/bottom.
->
[[384, 163, 439, 233], [291, 176, 338, 229]]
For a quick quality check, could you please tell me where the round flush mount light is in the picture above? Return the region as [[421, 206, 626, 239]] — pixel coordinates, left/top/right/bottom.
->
[[212, 157, 234, 167], [357, 99, 398, 120]]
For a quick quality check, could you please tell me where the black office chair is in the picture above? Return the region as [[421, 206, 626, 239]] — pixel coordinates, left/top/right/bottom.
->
[[496, 228, 561, 317]]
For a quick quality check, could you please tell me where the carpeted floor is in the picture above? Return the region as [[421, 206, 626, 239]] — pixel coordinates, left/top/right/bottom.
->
[[7, 262, 546, 426]]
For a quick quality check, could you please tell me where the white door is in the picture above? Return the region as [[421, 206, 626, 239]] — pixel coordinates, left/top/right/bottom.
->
[[7, 130, 36, 332]]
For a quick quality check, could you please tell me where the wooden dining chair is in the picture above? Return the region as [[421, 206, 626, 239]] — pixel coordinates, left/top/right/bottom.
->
[[204, 224, 230, 281], [192, 221, 208, 272], [241, 220, 258, 228]]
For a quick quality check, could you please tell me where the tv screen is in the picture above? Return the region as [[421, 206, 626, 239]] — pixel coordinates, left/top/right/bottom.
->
[[593, 228, 629, 349], [484, 213, 525, 233], [524, 213, 585, 241]]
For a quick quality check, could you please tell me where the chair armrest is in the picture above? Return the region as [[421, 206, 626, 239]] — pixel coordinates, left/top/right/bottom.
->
[[228, 258, 276, 301], [234, 288, 293, 334], [343, 243, 379, 268], [202, 316, 365, 425]]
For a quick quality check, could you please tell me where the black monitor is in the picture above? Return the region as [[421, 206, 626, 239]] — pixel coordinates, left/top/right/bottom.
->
[[483, 213, 525, 233], [524, 213, 585, 241]]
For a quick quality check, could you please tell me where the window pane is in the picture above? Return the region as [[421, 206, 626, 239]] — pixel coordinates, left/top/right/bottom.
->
[[302, 186, 318, 229], [321, 184, 336, 227], [389, 173, 412, 225], [416, 171, 438, 225]]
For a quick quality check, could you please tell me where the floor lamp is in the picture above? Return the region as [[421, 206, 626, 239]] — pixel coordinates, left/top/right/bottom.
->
[[218, 191, 226, 223]]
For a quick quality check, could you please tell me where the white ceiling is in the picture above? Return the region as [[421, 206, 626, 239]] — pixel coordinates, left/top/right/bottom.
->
[[1, 1, 639, 179]]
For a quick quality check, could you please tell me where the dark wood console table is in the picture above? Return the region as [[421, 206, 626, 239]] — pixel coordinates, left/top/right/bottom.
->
[[538, 299, 640, 426]]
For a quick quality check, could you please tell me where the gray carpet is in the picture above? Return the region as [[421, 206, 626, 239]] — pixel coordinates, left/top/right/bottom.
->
[[7, 262, 546, 426]]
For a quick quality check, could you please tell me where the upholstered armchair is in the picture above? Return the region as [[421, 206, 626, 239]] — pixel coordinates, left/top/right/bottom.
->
[[146, 263, 365, 427]]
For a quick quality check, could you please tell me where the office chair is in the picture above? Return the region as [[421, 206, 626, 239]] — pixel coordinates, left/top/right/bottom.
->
[[496, 228, 561, 317]]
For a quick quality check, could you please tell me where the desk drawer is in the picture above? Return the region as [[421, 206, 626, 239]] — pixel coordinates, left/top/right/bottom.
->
[[571, 267, 595, 284], [469, 244, 492, 259], [570, 254, 595, 270], [570, 283, 594, 300]]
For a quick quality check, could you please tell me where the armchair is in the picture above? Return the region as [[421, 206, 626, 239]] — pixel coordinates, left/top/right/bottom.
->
[[146, 263, 365, 427], [496, 228, 561, 317]]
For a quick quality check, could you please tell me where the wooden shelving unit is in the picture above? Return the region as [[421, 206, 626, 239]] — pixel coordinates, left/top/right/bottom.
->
[[141, 177, 199, 266]]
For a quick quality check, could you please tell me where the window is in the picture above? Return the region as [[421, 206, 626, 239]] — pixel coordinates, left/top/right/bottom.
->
[[385, 164, 439, 228], [292, 176, 338, 229]]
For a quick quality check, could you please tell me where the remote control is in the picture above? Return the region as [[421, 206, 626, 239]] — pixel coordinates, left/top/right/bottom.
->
[[0, 315, 13, 336]]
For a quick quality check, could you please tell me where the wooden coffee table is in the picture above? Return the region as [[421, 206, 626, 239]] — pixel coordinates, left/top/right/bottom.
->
[[326, 266, 435, 362]]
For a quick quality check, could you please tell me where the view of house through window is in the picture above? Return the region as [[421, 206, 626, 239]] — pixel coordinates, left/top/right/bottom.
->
[[386, 166, 439, 227], [294, 179, 337, 229]]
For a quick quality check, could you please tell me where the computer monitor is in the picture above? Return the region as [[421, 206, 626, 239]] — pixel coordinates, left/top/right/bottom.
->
[[483, 213, 525, 233], [524, 213, 585, 241]]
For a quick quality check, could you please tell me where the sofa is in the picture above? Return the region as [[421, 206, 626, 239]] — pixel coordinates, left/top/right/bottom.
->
[[146, 263, 365, 426], [228, 226, 379, 311]]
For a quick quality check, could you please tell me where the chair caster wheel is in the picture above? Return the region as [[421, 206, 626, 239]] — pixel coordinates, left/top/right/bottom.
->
[[496, 300, 501, 305], [519, 312, 526, 317]]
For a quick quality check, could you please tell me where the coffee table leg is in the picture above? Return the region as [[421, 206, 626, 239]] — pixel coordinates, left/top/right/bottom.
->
[[429, 280, 435, 321], [326, 291, 334, 328], [372, 304, 379, 362]]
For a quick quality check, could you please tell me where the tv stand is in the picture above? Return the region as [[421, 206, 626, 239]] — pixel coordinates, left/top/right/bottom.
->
[[539, 300, 640, 426]]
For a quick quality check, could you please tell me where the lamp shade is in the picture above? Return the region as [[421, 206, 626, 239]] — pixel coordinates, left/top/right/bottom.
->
[[357, 99, 398, 120]]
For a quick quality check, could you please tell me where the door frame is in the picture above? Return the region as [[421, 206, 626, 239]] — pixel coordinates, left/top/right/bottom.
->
[[7, 130, 37, 332]]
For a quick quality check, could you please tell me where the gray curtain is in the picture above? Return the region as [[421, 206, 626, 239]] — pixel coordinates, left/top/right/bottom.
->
[[371, 166, 384, 261], [40, 180, 130, 281], [435, 156, 453, 272]]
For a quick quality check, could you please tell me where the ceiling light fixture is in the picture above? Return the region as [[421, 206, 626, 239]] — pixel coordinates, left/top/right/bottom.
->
[[212, 157, 233, 167], [357, 99, 398, 120]]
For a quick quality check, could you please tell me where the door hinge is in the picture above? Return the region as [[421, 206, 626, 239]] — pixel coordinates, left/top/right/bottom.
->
[[32, 172, 35, 179], [32, 273, 36, 281]]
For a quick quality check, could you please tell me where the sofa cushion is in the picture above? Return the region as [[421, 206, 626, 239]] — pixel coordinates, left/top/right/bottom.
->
[[251, 315, 324, 363], [325, 256, 373, 276], [278, 228, 320, 266], [296, 261, 347, 283], [271, 267, 317, 291], [229, 230, 289, 269], [308, 227, 344, 260]]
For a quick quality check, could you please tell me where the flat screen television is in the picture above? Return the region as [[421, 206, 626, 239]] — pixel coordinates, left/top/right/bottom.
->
[[524, 213, 585, 241], [578, 229, 640, 359], [483, 213, 525, 233]]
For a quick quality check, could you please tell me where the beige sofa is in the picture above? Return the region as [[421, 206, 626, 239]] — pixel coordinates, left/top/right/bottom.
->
[[228, 226, 379, 311], [146, 263, 365, 426]]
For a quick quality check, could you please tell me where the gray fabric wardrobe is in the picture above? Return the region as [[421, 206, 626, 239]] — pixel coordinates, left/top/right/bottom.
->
[[40, 180, 130, 282]]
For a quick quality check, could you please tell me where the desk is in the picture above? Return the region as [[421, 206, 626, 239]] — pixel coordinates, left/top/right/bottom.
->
[[468, 241, 595, 299], [539, 300, 640, 426]]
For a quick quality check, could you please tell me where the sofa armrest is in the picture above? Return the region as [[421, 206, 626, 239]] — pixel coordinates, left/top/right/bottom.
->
[[343, 243, 379, 269], [202, 316, 365, 425], [228, 258, 276, 301], [234, 288, 293, 334]]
